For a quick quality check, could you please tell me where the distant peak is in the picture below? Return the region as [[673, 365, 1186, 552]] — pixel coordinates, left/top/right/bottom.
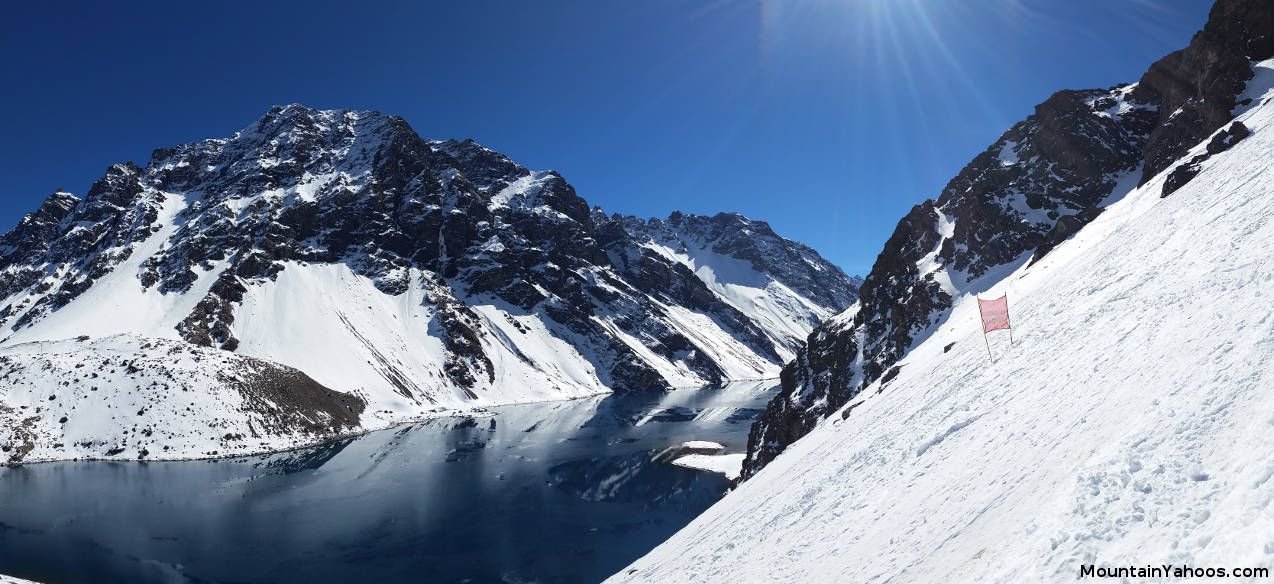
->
[[21, 189, 81, 226], [254, 103, 321, 127], [41, 190, 80, 210], [427, 137, 528, 184], [711, 211, 748, 221], [247, 104, 395, 135], [664, 210, 759, 230], [255, 103, 321, 126], [269, 103, 311, 114], [431, 137, 496, 154]]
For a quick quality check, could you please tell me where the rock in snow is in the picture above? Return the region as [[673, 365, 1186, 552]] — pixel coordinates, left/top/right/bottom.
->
[[0, 108, 858, 463], [611, 53, 1274, 584]]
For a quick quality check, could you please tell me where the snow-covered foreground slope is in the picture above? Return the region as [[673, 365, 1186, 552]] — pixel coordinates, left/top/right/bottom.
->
[[609, 66, 1274, 584], [0, 335, 365, 464]]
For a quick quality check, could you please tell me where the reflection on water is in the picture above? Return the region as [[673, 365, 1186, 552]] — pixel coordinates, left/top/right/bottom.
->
[[0, 380, 778, 584]]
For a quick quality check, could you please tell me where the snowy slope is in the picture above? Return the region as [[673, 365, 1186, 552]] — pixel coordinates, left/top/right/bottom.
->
[[229, 261, 611, 416], [608, 62, 1274, 583], [0, 334, 366, 464]]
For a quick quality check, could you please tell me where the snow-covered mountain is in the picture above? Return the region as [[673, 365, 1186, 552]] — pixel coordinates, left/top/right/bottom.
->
[[742, 0, 1274, 480], [610, 52, 1274, 584], [0, 107, 857, 463], [599, 211, 861, 362]]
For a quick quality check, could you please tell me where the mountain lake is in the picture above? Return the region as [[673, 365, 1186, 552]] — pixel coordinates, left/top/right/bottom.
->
[[0, 381, 778, 584]]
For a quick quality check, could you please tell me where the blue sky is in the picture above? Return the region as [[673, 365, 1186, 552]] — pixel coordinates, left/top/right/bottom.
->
[[1, 0, 1212, 276]]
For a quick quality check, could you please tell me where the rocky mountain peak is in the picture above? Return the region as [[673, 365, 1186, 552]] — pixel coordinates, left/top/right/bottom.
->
[[0, 105, 857, 421], [30, 190, 79, 221], [143, 105, 426, 198], [428, 138, 531, 193]]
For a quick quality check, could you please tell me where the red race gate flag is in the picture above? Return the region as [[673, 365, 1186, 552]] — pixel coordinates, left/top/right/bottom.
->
[[978, 295, 1010, 333]]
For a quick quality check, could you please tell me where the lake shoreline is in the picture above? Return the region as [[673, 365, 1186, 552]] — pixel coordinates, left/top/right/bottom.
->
[[1, 378, 780, 468]]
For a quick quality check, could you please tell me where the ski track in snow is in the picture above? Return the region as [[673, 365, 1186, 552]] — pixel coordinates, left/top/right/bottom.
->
[[609, 63, 1274, 584]]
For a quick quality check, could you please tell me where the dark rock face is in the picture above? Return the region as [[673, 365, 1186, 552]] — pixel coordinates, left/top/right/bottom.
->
[[1132, 0, 1273, 185], [1206, 120, 1251, 154], [742, 0, 1271, 481], [1162, 155, 1210, 198], [0, 106, 858, 399], [1162, 121, 1252, 198]]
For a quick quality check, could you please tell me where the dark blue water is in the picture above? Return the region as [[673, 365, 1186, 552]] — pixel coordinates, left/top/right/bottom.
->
[[0, 381, 776, 584]]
